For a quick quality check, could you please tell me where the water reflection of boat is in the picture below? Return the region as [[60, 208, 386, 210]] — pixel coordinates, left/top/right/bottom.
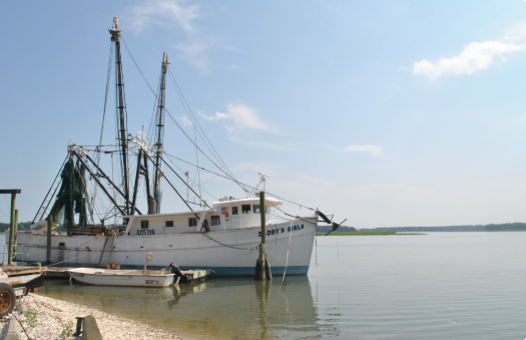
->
[[39, 276, 321, 339]]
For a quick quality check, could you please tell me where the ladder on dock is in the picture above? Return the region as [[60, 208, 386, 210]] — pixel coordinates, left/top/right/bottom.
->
[[98, 235, 115, 265]]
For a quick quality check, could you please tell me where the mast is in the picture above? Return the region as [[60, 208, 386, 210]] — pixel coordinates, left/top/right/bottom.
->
[[153, 52, 168, 214], [109, 17, 130, 216]]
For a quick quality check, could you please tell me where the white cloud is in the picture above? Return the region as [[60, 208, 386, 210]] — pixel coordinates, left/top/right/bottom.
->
[[177, 115, 193, 127], [520, 113, 526, 122], [227, 135, 294, 150], [201, 104, 275, 133], [232, 162, 278, 176], [504, 22, 526, 41], [324, 144, 383, 158], [127, 0, 232, 74], [128, 0, 200, 33], [198, 111, 229, 121], [414, 41, 525, 79]]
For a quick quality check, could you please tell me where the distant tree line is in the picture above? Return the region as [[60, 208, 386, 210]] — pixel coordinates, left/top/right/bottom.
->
[[358, 225, 485, 232], [484, 223, 526, 231], [0, 222, 32, 232], [317, 225, 357, 232], [0, 222, 68, 233]]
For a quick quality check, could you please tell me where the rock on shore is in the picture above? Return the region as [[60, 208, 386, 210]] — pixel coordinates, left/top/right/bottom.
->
[[0, 294, 184, 339]]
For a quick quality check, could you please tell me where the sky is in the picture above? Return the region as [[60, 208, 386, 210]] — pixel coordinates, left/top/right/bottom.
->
[[2, 0, 526, 228]]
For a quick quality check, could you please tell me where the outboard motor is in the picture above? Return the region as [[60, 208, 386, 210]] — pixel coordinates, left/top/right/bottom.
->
[[168, 263, 190, 282]]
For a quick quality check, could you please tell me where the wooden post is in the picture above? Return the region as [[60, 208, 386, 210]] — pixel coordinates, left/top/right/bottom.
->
[[13, 210, 18, 261], [1, 190, 21, 265], [8, 194, 16, 265], [255, 191, 272, 280], [46, 215, 52, 265], [73, 317, 84, 337]]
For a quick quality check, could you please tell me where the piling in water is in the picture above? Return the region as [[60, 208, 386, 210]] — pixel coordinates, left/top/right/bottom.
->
[[255, 191, 272, 280], [46, 215, 52, 265]]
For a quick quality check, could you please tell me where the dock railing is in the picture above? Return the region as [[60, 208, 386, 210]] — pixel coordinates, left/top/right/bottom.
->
[[0, 244, 29, 266]]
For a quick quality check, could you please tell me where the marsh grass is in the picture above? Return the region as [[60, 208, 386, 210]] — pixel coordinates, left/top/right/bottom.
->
[[316, 231, 426, 236]]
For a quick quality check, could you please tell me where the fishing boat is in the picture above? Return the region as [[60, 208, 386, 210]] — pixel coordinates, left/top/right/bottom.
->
[[9, 18, 344, 276]]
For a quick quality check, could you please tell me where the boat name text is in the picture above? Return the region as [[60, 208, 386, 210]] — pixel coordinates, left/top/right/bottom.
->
[[259, 224, 304, 237], [137, 229, 155, 236]]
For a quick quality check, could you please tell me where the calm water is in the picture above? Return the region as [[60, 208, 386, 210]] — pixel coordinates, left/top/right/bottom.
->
[[34, 232, 526, 339]]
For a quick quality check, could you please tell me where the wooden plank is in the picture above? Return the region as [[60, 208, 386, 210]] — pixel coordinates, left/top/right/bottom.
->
[[0, 189, 21, 194], [1, 266, 47, 277]]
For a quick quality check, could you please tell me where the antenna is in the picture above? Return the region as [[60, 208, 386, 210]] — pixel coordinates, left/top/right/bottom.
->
[[256, 172, 269, 192]]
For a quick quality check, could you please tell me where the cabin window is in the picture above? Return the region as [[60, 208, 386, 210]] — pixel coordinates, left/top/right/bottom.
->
[[242, 205, 251, 214], [232, 207, 238, 215], [211, 215, 221, 226], [140, 220, 149, 229], [253, 204, 261, 213], [165, 221, 174, 227], [58, 242, 65, 247], [188, 218, 197, 227]]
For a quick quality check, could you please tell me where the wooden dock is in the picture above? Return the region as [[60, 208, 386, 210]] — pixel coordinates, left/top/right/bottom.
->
[[0, 265, 47, 277]]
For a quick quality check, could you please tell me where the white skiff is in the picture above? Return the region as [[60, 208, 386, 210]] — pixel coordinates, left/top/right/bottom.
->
[[67, 268, 175, 287]]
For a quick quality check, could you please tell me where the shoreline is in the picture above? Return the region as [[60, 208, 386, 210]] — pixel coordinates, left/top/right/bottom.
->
[[0, 293, 185, 339]]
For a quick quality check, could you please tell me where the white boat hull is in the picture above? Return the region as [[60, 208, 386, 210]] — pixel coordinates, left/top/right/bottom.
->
[[14, 218, 317, 276], [67, 269, 175, 287]]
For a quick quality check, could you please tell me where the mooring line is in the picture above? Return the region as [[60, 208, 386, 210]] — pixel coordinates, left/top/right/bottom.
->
[[278, 220, 294, 293]]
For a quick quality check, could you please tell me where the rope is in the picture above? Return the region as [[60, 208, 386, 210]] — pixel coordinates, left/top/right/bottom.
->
[[92, 41, 115, 216], [165, 154, 254, 196], [165, 153, 316, 211], [276, 207, 318, 225], [315, 234, 318, 267], [278, 221, 293, 293], [201, 232, 259, 251], [44, 253, 92, 267], [10, 313, 32, 340]]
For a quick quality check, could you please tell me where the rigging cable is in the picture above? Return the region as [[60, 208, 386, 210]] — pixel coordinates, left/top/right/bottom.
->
[[165, 153, 316, 211], [120, 37, 245, 191], [167, 67, 238, 182], [92, 41, 115, 216], [119, 36, 317, 215], [160, 156, 211, 208], [163, 156, 218, 201]]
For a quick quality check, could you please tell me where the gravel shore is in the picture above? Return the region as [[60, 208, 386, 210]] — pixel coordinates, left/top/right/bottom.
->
[[0, 294, 185, 339]]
